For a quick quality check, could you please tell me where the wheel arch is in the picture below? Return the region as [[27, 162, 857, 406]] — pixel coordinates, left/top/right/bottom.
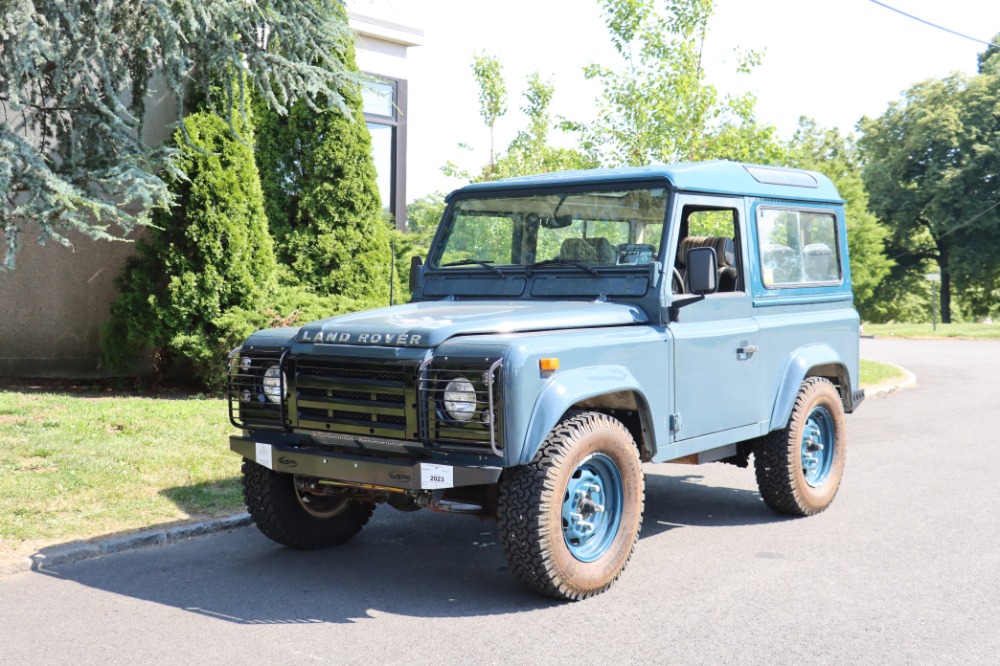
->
[[768, 344, 855, 432], [519, 367, 657, 465]]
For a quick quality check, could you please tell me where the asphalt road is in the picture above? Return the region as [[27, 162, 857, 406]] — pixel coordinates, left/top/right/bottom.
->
[[2, 338, 998, 665]]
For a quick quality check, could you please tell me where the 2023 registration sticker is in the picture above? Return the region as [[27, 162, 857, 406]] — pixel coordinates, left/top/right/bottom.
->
[[419, 463, 453, 489]]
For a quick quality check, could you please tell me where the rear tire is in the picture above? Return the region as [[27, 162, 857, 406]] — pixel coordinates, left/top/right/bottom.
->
[[498, 411, 644, 600], [754, 378, 846, 516], [242, 460, 375, 549]]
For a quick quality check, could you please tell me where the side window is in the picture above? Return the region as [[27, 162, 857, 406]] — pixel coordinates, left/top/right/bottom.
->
[[757, 208, 841, 287], [676, 207, 742, 293]]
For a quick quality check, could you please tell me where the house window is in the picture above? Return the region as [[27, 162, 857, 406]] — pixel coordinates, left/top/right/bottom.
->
[[362, 76, 407, 230]]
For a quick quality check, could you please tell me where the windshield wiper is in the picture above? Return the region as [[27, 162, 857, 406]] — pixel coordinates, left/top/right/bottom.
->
[[441, 258, 506, 276], [526, 258, 600, 276]]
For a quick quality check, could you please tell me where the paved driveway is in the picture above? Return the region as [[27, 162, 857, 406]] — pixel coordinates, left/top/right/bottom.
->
[[1, 338, 998, 664]]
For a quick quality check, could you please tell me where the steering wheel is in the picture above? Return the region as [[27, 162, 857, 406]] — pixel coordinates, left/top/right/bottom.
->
[[672, 267, 685, 294]]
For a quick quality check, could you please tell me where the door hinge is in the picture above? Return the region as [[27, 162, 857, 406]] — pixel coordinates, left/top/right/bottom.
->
[[670, 413, 682, 433]]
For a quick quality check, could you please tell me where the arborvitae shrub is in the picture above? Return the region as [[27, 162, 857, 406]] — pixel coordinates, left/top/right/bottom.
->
[[103, 111, 277, 386], [255, 38, 392, 302]]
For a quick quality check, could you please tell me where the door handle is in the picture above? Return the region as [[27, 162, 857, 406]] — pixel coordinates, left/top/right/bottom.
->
[[736, 345, 758, 361]]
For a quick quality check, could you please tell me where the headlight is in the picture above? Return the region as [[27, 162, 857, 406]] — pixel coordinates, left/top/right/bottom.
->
[[443, 377, 477, 422], [262, 365, 285, 404]]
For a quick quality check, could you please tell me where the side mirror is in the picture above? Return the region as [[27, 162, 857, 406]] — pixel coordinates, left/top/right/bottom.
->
[[686, 247, 718, 295], [408, 255, 423, 293]]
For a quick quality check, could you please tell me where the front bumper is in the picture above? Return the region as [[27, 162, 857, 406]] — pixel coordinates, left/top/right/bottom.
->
[[231, 436, 502, 491]]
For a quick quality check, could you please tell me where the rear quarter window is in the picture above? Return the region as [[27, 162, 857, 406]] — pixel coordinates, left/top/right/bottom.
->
[[757, 207, 841, 287]]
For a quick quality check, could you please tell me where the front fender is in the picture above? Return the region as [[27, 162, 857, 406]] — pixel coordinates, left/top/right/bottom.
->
[[519, 365, 652, 465], [768, 344, 850, 431]]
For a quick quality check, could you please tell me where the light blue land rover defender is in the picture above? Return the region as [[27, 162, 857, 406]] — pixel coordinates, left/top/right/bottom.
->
[[227, 161, 865, 600]]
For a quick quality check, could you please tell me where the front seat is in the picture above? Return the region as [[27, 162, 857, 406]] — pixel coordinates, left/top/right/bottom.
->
[[677, 236, 738, 292], [710, 237, 738, 292], [559, 237, 616, 264]]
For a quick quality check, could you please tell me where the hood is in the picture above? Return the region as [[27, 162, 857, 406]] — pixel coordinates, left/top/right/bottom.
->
[[295, 300, 648, 348]]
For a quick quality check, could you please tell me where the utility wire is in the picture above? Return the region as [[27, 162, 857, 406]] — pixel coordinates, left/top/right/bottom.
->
[[869, 1, 1000, 49]]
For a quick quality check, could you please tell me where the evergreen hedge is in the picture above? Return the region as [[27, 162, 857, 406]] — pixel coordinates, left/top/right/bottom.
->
[[255, 38, 392, 302], [102, 111, 277, 386]]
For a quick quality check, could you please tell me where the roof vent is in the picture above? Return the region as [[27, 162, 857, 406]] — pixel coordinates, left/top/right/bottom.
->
[[744, 165, 818, 188]]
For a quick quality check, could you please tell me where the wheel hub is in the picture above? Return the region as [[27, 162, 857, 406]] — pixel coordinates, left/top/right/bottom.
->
[[561, 454, 624, 562], [800, 406, 834, 487]]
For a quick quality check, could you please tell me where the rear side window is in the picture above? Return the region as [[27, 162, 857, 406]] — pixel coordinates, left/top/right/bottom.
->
[[757, 208, 841, 287]]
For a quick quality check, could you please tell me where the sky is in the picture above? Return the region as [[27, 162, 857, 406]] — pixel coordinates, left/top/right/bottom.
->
[[355, 0, 1000, 201]]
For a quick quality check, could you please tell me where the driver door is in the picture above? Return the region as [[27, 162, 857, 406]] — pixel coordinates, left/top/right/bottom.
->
[[668, 194, 764, 442]]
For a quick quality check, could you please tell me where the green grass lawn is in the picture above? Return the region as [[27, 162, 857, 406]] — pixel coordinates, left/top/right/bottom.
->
[[0, 389, 241, 557], [864, 322, 1000, 340], [859, 358, 907, 388]]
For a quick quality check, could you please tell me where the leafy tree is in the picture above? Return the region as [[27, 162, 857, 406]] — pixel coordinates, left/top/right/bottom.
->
[[406, 193, 447, 238], [103, 110, 277, 386], [0, 0, 363, 270], [492, 73, 597, 179], [473, 52, 508, 178], [787, 119, 892, 321], [444, 54, 593, 183], [254, 35, 392, 302], [566, 0, 783, 167], [977, 37, 1000, 74], [402, 192, 446, 259], [859, 40, 1000, 322]]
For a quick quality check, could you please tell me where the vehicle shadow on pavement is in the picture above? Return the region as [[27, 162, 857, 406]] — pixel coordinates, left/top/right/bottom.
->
[[32, 471, 784, 623], [641, 471, 788, 539]]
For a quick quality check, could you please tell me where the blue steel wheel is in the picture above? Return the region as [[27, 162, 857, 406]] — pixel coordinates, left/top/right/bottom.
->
[[498, 411, 644, 600], [561, 453, 624, 563], [801, 405, 835, 487], [754, 378, 847, 517]]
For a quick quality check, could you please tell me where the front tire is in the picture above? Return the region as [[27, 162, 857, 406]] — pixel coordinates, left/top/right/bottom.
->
[[498, 412, 644, 600], [242, 460, 375, 549], [754, 378, 847, 516]]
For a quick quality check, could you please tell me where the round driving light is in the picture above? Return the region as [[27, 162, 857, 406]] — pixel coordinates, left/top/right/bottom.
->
[[443, 377, 477, 422], [262, 365, 285, 404]]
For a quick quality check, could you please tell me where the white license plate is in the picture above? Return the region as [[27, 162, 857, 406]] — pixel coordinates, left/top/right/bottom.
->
[[255, 442, 273, 470]]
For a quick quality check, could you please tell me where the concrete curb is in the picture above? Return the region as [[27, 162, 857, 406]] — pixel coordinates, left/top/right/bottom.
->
[[864, 360, 917, 399], [0, 513, 252, 577]]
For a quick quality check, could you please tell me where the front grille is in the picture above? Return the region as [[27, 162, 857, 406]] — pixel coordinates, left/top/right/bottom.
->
[[227, 347, 286, 430], [291, 357, 416, 440], [230, 350, 504, 456], [419, 357, 503, 455]]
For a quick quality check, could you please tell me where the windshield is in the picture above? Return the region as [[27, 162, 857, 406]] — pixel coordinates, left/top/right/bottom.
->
[[433, 187, 668, 269]]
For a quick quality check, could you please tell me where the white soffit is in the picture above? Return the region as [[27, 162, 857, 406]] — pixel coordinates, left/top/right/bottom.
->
[[348, 12, 424, 48]]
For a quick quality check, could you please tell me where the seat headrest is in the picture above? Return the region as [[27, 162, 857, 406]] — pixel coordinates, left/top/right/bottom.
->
[[677, 236, 735, 268], [559, 237, 617, 263]]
